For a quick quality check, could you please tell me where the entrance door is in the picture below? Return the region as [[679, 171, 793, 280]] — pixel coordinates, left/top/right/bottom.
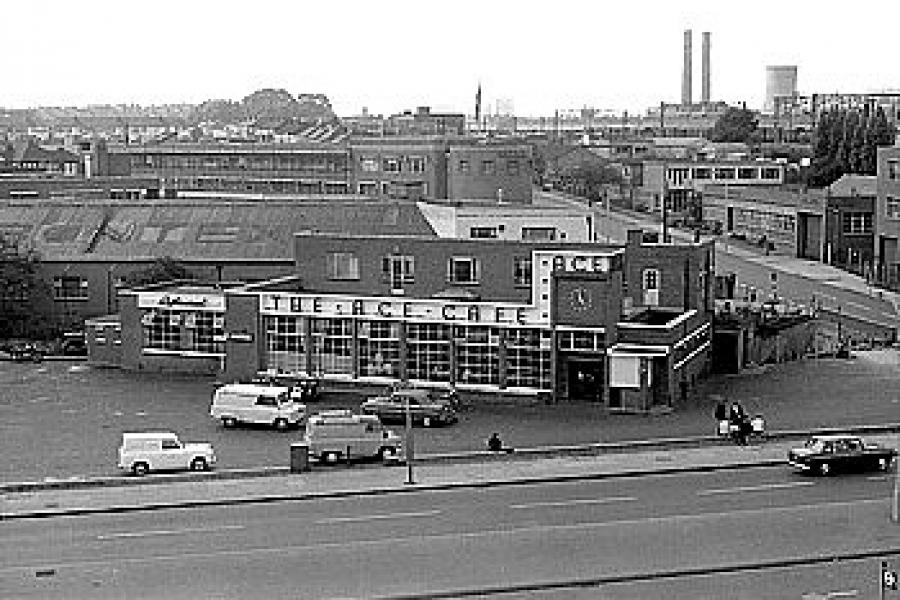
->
[[567, 359, 603, 402]]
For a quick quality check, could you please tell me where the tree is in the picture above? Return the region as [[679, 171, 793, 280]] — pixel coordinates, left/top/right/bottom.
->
[[121, 257, 198, 287], [710, 108, 759, 143], [0, 233, 52, 339], [808, 107, 898, 187]]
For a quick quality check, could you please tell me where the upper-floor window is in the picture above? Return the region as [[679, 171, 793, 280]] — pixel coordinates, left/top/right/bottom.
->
[[843, 212, 873, 234], [715, 167, 735, 180], [888, 161, 899, 180], [360, 156, 378, 172], [481, 160, 495, 175], [53, 276, 88, 301], [887, 197, 900, 220], [507, 160, 520, 175], [458, 160, 470, 174], [470, 227, 498, 239], [447, 257, 480, 284], [513, 256, 532, 286], [643, 268, 660, 291], [693, 167, 712, 180], [761, 167, 781, 180], [521, 227, 556, 242], [382, 254, 415, 286], [383, 157, 401, 173], [408, 156, 426, 173], [737, 167, 757, 180], [326, 252, 360, 280]]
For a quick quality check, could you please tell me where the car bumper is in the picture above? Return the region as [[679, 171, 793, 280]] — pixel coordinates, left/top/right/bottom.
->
[[788, 460, 812, 471]]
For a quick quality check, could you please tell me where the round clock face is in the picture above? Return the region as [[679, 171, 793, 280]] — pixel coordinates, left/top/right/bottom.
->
[[568, 287, 592, 311]]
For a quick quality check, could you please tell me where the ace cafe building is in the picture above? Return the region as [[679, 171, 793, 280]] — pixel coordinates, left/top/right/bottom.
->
[[108, 231, 713, 411]]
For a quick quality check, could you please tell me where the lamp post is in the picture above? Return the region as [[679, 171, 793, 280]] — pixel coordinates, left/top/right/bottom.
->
[[404, 394, 415, 484]]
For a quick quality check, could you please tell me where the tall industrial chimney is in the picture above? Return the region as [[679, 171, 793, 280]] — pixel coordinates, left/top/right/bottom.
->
[[701, 32, 710, 104], [682, 29, 692, 106]]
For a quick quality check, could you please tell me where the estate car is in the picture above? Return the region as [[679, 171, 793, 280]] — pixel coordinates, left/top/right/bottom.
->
[[361, 387, 458, 427]]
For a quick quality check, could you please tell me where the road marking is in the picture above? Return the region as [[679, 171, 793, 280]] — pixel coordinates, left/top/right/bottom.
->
[[96, 524, 245, 541], [5, 497, 886, 575], [315, 509, 441, 525], [697, 481, 815, 496], [510, 496, 636, 510], [844, 301, 871, 312], [802, 591, 858, 599]]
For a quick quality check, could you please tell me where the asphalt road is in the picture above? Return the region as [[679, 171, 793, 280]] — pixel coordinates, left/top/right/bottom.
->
[[4, 467, 900, 599]]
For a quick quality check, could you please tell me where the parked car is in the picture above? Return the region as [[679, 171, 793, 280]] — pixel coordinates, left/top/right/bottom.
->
[[117, 432, 216, 476], [361, 387, 458, 427], [9, 343, 43, 363], [60, 331, 87, 356], [251, 372, 321, 402], [210, 383, 306, 430], [305, 409, 402, 464], [788, 435, 897, 476]]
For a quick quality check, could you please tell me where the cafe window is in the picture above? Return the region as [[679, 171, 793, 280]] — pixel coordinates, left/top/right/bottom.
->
[[513, 256, 532, 286], [447, 257, 480, 284], [521, 227, 556, 242], [264, 315, 306, 373], [383, 157, 401, 173], [382, 254, 415, 286], [326, 252, 360, 280], [53, 276, 88, 301], [458, 160, 470, 174], [470, 227, 498, 239], [360, 156, 378, 172], [408, 156, 426, 173], [481, 160, 496, 175]]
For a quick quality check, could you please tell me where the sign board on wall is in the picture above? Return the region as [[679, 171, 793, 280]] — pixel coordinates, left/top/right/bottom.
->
[[259, 293, 544, 326], [610, 355, 641, 388], [137, 291, 226, 311]]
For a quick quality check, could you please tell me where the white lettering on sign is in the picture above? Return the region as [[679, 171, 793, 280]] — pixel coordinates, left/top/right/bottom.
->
[[260, 293, 537, 325]]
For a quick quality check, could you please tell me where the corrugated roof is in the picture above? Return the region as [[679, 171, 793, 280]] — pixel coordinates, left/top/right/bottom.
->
[[0, 200, 436, 261], [829, 174, 877, 197]]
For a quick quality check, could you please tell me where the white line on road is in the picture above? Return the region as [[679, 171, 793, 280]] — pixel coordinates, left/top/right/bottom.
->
[[697, 481, 815, 496], [96, 524, 245, 541], [315, 509, 441, 525], [844, 301, 872, 312], [802, 591, 858, 599], [5, 497, 887, 575], [510, 496, 636, 510]]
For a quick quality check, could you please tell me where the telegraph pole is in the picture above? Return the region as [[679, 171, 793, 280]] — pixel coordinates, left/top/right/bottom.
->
[[405, 395, 415, 484]]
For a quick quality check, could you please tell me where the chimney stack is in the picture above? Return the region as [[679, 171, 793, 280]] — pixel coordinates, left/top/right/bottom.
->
[[701, 32, 710, 104], [682, 29, 693, 106]]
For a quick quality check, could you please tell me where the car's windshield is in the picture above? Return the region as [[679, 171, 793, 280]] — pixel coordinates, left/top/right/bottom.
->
[[804, 439, 823, 452]]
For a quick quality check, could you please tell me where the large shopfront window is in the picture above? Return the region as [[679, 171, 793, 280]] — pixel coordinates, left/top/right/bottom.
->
[[407, 323, 451, 382], [454, 325, 500, 385], [143, 309, 224, 354], [505, 328, 552, 389], [358, 320, 401, 378], [310, 318, 353, 376], [264, 315, 306, 373]]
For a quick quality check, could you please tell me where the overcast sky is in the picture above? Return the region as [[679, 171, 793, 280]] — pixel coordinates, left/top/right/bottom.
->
[[3, 0, 897, 117]]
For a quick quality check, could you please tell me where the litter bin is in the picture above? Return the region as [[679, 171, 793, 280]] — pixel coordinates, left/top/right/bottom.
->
[[290, 442, 310, 473]]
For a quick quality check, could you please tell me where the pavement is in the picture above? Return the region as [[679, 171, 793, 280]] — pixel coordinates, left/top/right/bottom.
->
[[5, 431, 900, 521]]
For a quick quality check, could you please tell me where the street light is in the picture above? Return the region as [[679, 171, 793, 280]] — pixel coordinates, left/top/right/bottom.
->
[[404, 394, 415, 484]]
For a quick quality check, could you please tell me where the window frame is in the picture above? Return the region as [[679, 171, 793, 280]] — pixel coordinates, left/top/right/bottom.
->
[[447, 256, 480, 285]]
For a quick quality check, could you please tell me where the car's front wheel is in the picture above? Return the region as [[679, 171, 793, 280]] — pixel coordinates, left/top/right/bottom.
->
[[818, 462, 832, 476], [222, 417, 237, 428], [132, 462, 149, 476], [274, 418, 289, 431], [191, 457, 208, 471]]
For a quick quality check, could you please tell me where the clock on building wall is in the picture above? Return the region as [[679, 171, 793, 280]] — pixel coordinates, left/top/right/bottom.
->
[[568, 286, 593, 312]]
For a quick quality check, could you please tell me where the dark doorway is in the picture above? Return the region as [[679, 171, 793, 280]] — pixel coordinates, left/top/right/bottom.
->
[[726, 206, 734, 232], [567, 359, 603, 402]]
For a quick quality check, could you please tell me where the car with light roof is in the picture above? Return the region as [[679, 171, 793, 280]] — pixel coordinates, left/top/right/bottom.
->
[[788, 434, 896, 476]]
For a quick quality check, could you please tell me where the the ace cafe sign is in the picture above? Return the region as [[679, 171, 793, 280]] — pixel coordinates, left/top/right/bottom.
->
[[260, 294, 543, 326]]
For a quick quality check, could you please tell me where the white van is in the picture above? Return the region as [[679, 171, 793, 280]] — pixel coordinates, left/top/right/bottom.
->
[[305, 409, 402, 463], [210, 383, 306, 430], [118, 432, 215, 476]]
